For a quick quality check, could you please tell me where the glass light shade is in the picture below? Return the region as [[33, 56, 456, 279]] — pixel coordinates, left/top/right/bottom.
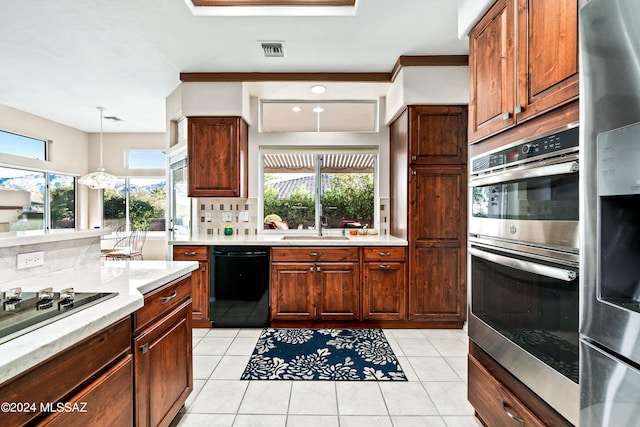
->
[[78, 169, 119, 189]]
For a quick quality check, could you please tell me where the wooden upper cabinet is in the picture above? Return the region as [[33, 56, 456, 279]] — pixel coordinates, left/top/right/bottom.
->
[[469, 0, 515, 143], [187, 117, 248, 197], [469, 0, 579, 143], [516, 0, 579, 122], [409, 106, 468, 165]]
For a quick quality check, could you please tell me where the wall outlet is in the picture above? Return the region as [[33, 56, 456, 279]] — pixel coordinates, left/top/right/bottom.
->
[[239, 211, 249, 222], [17, 251, 44, 270], [205, 211, 212, 222], [222, 211, 232, 222]]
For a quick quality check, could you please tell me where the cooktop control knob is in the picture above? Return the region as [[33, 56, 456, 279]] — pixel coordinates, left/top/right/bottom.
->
[[521, 144, 531, 155]]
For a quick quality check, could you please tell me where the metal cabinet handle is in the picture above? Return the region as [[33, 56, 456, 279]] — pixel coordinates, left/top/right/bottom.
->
[[160, 290, 178, 304], [515, 105, 523, 115], [411, 155, 417, 161], [309, 266, 315, 272], [502, 402, 524, 426], [502, 111, 511, 120], [378, 252, 391, 257], [183, 251, 198, 256], [378, 264, 391, 270], [308, 252, 322, 257], [317, 266, 321, 271]]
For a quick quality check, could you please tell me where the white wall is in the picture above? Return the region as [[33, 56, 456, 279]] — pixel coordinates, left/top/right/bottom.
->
[[457, 0, 496, 38], [385, 66, 470, 124]]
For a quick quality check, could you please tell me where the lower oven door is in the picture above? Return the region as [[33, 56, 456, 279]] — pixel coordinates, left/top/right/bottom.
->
[[469, 241, 580, 425]]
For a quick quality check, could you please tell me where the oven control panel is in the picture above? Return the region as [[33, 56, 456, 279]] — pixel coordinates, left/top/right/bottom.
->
[[472, 126, 579, 173]]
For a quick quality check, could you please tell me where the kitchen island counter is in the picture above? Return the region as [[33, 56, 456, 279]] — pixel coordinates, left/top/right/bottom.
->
[[170, 233, 408, 247], [0, 260, 198, 385]]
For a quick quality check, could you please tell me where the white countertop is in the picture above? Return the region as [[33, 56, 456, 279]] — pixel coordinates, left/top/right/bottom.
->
[[0, 260, 198, 385], [170, 233, 408, 246], [0, 229, 111, 249]]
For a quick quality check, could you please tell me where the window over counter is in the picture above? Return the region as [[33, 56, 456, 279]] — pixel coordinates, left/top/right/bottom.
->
[[103, 177, 166, 233], [0, 166, 75, 231], [260, 100, 378, 132], [260, 147, 377, 232]]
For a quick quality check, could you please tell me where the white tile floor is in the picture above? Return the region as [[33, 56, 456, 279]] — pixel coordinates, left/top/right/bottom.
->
[[173, 328, 482, 427]]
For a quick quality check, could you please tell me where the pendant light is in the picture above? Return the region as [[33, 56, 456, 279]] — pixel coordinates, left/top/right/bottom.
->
[[79, 106, 119, 189]]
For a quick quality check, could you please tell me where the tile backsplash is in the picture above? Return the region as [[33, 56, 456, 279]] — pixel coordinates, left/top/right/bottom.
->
[[196, 197, 390, 236], [196, 197, 259, 236]]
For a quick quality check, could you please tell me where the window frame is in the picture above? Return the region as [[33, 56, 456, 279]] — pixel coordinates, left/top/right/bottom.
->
[[0, 129, 49, 161], [125, 149, 167, 170]]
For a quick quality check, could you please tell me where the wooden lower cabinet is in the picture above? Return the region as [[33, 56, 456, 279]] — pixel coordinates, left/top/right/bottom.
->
[[0, 318, 132, 427], [469, 342, 573, 427], [270, 247, 359, 322], [41, 355, 134, 427], [134, 276, 193, 427], [362, 247, 407, 321], [172, 245, 211, 327]]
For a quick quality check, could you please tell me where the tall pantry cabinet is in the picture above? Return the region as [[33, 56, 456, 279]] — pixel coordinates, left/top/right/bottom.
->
[[390, 106, 468, 327]]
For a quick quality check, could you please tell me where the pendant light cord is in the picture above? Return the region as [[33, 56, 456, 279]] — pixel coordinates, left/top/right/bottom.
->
[[98, 106, 105, 172]]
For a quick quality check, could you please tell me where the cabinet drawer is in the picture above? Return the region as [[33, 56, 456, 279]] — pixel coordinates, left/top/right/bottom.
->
[[362, 247, 407, 262], [0, 318, 131, 427], [135, 275, 192, 333], [468, 355, 545, 427], [173, 245, 209, 261], [272, 247, 359, 262]]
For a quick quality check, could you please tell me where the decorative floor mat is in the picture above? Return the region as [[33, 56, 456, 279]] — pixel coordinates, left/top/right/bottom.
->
[[241, 328, 407, 381]]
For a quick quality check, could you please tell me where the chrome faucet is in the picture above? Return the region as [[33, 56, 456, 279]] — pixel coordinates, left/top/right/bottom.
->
[[318, 216, 324, 236]]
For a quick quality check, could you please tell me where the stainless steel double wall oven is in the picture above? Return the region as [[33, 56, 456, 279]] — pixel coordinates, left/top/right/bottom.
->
[[468, 125, 580, 426]]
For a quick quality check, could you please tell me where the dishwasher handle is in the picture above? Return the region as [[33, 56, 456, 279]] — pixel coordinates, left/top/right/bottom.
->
[[211, 250, 268, 257]]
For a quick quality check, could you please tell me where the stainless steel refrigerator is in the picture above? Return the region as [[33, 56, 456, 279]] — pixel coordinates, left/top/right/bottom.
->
[[580, 0, 640, 425]]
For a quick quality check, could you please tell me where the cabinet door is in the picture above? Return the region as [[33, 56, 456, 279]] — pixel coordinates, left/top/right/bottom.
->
[[362, 262, 406, 321], [41, 356, 133, 427], [469, 0, 515, 143], [135, 301, 193, 427], [409, 106, 468, 165], [515, 0, 579, 123], [409, 167, 466, 322], [172, 246, 210, 327], [271, 263, 314, 320], [187, 117, 247, 197], [191, 260, 210, 327], [316, 262, 359, 321]]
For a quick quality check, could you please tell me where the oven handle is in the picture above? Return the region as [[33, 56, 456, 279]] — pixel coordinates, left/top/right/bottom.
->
[[469, 247, 577, 282], [470, 157, 578, 187]]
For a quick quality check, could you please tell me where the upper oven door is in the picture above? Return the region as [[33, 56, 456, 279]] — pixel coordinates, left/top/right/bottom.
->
[[470, 156, 579, 250]]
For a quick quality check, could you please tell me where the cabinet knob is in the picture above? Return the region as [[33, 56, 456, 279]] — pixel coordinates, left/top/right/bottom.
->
[[411, 155, 417, 161], [502, 111, 511, 120], [309, 266, 315, 272], [411, 171, 417, 176], [140, 343, 149, 354], [515, 105, 523, 115]]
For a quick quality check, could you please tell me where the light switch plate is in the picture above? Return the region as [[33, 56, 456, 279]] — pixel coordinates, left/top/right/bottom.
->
[[222, 211, 232, 222], [239, 211, 249, 222], [205, 211, 212, 222]]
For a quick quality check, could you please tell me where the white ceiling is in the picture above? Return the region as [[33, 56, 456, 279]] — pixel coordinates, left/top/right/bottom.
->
[[0, 0, 469, 133]]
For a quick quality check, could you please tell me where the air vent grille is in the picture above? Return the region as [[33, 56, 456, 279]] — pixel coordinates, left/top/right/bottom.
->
[[260, 42, 285, 58], [104, 116, 123, 122]]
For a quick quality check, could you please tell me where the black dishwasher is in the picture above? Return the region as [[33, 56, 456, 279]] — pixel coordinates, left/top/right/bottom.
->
[[210, 246, 270, 327]]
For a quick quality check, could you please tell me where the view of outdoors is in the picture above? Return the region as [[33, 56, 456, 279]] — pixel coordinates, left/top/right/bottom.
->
[[0, 166, 75, 231], [263, 153, 375, 230], [103, 178, 166, 232]]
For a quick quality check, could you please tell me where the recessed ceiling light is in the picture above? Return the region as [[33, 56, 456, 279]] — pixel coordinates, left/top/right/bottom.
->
[[310, 85, 327, 94], [313, 106, 324, 113], [292, 106, 301, 112]]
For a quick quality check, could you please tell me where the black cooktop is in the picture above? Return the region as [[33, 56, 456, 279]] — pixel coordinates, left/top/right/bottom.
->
[[0, 287, 117, 345]]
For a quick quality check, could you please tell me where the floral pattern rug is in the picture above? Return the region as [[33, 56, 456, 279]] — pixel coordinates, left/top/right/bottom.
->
[[241, 328, 407, 381]]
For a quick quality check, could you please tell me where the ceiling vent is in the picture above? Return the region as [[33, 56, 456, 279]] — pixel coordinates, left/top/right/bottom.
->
[[104, 116, 123, 122], [260, 41, 285, 58]]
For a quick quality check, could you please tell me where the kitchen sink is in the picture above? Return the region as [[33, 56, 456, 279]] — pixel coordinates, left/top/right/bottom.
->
[[281, 235, 350, 241]]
